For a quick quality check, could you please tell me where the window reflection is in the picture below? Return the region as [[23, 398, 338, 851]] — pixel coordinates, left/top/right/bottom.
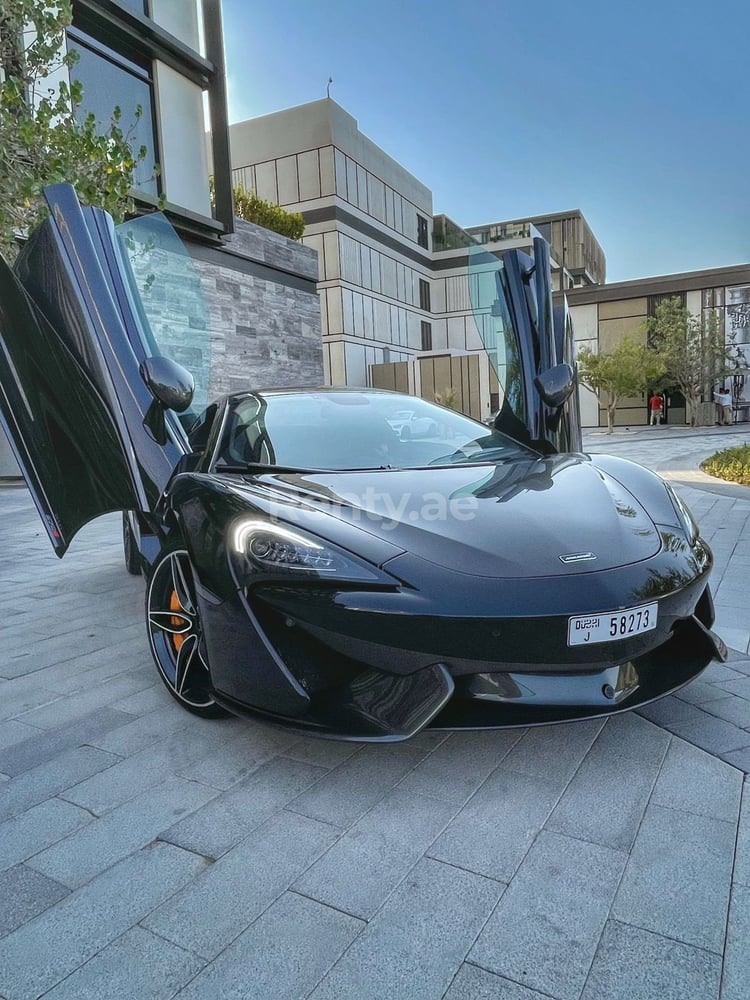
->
[[220, 392, 534, 472], [468, 248, 526, 429], [112, 1, 149, 17], [68, 31, 158, 197], [116, 214, 211, 413]]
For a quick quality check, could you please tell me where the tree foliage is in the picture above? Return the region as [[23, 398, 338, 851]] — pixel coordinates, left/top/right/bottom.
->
[[231, 183, 305, 241], [577, 335, 665, 433], [0, 0, 148, 260], [434, 386, 458, 409], [646, 297, 733, 425]]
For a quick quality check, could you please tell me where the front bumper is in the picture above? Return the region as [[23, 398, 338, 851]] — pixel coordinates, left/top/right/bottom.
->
[[209, 610, 725, 740], [432, 616, 727, 729], [202, 538, 723, 741]]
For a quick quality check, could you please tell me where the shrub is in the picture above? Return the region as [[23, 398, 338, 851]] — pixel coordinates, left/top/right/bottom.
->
[[700, 445, 750, 486], [233, 186, 305, 240], [210, 178, 305, 241]]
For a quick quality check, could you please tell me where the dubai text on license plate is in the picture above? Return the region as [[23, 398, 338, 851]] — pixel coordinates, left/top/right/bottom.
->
[[567, 602, 658, 647]]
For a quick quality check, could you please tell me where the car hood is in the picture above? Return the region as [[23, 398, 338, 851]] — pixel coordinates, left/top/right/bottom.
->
[[244, 453, 663, 579]]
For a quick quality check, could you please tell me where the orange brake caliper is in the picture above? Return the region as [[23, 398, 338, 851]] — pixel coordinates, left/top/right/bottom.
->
[[170, 591, 186, 652]]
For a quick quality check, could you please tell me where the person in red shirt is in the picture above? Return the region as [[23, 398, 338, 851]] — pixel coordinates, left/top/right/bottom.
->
[[649, 394, 664, 425]]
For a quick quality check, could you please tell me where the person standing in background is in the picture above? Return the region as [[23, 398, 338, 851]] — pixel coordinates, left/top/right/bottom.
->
[[714, 386, 733, 425], [649, 393, 664, 425]]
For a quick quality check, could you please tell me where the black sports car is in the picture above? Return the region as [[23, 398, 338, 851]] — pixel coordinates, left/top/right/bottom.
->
[[0, 185, 725, 740]]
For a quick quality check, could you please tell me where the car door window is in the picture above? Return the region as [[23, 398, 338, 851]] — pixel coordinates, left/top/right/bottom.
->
[[116, 213, 211, 419]]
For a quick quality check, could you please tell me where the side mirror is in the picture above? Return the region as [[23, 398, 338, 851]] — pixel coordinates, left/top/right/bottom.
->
[[140, 356, 194, 413], [140, 357, 194, 445], [534, 363, 575, 409]]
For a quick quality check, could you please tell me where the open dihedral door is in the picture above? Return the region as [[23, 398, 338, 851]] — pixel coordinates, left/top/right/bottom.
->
[[468, 236, 582, 453], [0, 184, 190, 555]]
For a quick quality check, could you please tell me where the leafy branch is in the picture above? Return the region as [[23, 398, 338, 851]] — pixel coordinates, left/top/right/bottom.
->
[[0, 0, 150, 260]]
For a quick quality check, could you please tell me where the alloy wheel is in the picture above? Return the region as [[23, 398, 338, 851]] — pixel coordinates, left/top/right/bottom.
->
[[146, 547, 223, 715]]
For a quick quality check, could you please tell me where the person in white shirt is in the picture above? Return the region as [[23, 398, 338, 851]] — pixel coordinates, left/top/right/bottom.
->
[[713, 387, 733, 425]]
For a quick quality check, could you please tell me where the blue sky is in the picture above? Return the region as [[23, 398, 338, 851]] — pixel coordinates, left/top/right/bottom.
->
[[221, 0, 749, 282]]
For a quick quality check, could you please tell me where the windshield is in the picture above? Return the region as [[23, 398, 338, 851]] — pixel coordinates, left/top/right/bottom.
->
[[218, 391, 535, 472]]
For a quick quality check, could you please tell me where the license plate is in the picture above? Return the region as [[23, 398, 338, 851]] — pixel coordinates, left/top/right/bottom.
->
[[567, 603, 658, 647]]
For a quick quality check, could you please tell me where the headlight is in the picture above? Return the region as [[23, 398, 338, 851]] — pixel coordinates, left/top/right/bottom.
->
[[664, 483, 699, 545], [230, 518, 389, 582]]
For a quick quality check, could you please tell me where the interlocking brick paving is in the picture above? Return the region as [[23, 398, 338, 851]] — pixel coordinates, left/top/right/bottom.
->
[[1, 426, 748, 1000]]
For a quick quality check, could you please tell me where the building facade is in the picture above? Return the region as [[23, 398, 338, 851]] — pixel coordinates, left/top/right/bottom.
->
[[467, 210, 606, 289], [230, 98, 750, 431], [231, 99, 435, 388], [568, 263, 750, 427], [229, 100, 606, 419], [0, 2, 323, 478], [66, 0, 233, 238], [65, 1, 323, 404]]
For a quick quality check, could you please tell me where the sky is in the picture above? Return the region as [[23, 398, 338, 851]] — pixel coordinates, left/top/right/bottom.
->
[[221, 0, 749, 283]]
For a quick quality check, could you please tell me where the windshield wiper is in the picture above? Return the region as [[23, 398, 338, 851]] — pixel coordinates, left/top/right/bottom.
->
[[428, 449, 523, 467], [214, 462, 310, 475]]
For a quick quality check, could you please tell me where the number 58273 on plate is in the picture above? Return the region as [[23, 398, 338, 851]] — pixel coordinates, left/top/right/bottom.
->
[[567, 602, 658, 647]]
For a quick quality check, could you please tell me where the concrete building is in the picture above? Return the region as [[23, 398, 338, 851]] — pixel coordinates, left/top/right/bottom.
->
[[229, 100, 606, 420], [568, 263, 750, 427], [467, 210, 606, 289], [67, 3, 322, 404], [230, 99, 435, 389], [229, 98, 750, 431]]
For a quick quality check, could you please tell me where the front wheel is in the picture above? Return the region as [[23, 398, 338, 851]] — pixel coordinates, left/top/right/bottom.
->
[[145, 544, 228, 718]]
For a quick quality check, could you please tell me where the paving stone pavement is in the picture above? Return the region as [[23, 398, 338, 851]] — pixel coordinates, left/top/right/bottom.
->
[[584, 426, 750, 771], [0, 424, 748, 1000]]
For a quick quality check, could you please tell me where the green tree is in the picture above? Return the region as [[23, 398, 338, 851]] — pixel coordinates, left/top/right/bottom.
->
[[577, 335, 665, 434], [0, 0, 148, 261], [646, 297, 733, 425]]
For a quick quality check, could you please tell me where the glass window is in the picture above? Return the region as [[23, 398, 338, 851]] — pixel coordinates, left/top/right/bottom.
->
[[218, 391, 534, 472], [419, 278, 431, 312], [465, 246, 528, 435], [420, 321, 432, 351], [647, 292, 686, 318], [68, 32, 159, 197], [417, 214, 429, 249], [115, 212, 211, 414], [113, 0, 149, 14]]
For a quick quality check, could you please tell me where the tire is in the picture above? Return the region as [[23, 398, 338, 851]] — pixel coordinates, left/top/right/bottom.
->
[[145, 543, 229, 718], [122, 512, 142, 576]]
